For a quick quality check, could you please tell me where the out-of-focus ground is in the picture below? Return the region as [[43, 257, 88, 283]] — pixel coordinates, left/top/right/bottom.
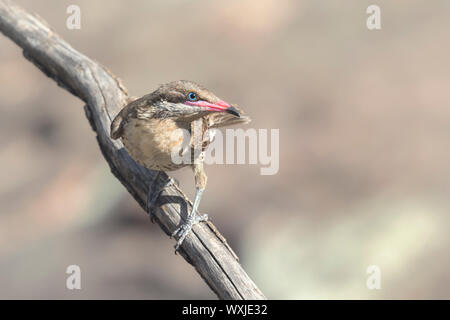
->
[[1, 0, 450, 299]]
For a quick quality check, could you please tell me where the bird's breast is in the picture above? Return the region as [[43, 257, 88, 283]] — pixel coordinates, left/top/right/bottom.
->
[[121, 118, 187, 171]]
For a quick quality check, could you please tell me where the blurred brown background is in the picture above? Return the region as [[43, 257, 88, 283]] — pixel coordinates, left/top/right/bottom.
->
[[1, 0, 450, 299]]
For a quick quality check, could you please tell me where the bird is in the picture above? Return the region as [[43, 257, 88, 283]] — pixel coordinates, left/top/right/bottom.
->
[[110, 80, 250, 251]]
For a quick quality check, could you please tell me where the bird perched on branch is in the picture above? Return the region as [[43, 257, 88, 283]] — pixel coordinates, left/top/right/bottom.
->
[[110, 80, 250, 251]]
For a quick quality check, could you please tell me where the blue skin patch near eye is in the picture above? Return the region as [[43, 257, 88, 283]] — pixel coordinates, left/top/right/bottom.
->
[[187, 92, 198, 101]]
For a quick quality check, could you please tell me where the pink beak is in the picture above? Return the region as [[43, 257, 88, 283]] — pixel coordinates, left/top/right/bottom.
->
[[186, 100, 240, 117]]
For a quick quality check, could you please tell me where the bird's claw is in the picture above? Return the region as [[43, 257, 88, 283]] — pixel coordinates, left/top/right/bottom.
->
[[172, 213, 208, 253]]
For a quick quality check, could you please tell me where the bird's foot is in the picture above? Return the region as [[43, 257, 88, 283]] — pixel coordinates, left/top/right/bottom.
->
[[172, 213, 208, 252], [147, 176, 177, 222]]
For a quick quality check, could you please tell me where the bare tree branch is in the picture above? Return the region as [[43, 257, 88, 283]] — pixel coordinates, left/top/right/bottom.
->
[[0, 0, 266, 300]]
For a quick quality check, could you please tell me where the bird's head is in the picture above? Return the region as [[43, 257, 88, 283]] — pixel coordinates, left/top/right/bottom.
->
[[150, 80, 240, 120]]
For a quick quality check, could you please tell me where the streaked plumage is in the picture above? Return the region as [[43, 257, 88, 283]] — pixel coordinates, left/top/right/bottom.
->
[[110, 80, 250, 251]]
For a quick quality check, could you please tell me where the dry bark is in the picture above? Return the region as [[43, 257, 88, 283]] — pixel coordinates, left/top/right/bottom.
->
[[0, 0, 266, 300]]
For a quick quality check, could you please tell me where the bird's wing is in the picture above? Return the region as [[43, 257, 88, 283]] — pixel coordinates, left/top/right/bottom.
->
[[110, 96, 139, 139]]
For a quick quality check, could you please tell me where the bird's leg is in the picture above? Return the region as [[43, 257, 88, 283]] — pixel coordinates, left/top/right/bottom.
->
[[147, 171, 176, 222], [172, 161, 208, 252]]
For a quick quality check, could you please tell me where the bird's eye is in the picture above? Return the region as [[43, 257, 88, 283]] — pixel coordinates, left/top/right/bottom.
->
[[187, 92, 198, 101]]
